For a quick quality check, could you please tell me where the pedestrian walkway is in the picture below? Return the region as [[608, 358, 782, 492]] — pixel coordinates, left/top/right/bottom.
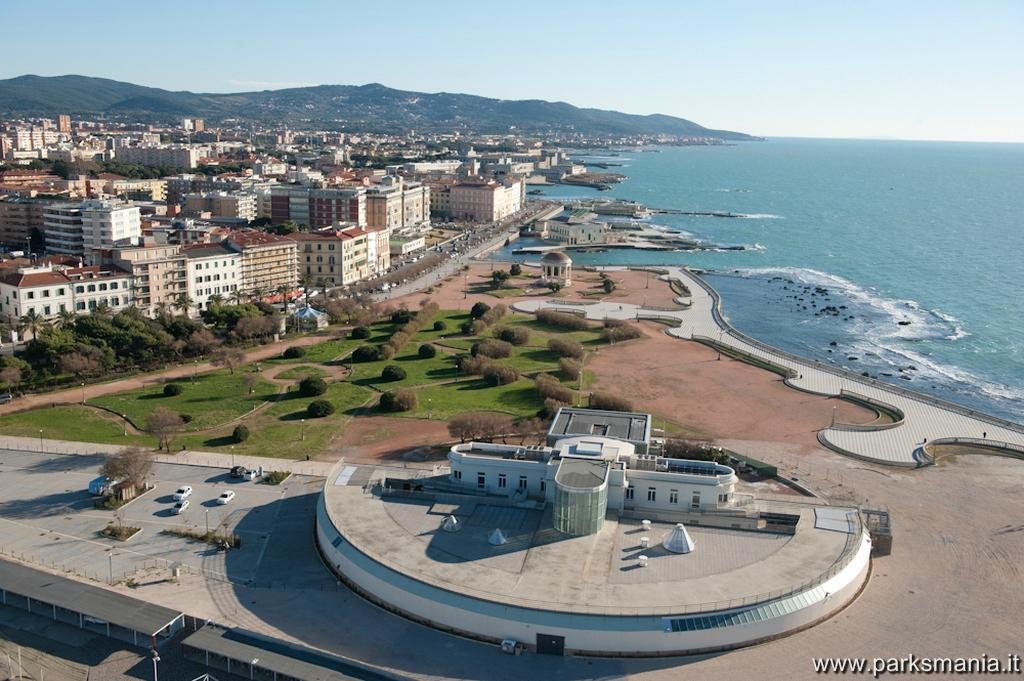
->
[[513, 266, 1024, 466], [0, 434, 334, 476]]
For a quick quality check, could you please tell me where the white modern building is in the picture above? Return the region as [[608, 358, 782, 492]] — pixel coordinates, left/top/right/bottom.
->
[[0, 263, 133, 323], [81, 199, 141, 252], [316, 407, 873, 656]]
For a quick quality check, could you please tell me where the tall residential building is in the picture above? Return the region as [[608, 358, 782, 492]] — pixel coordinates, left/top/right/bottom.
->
[[80, 199, 141, 252], [365, 176, 430, 233], [193, 119, 205, 133], [183, 191, 257, 222], [57, 115, 72, 134], [0, 197, 49, 250], [287, 224, 389, 289], [104, 245, 189, 316], [43, 203, 85, 257], [183, 243, 241, 312], [224, 230, 299, 295], [267, 186, 366, 228]]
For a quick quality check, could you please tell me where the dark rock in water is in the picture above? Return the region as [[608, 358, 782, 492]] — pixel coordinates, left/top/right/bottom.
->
[[839, 305, 847, 310], [829, 341, 838, 346], [862, 371, 870, 377], [827, 349, 833, 353], [848, 356, 858, 361], [881, 372, 893, 377], [908, 365, 917, 371], [900, 375, 912, 380], [897, 320, 912, 326]]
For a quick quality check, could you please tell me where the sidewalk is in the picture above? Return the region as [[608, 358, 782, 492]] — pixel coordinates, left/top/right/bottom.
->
[[0, 434, 334, 476]]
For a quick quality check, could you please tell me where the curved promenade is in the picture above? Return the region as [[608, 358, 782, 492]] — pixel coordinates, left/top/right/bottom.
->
[[512, 266, 1024, 466]]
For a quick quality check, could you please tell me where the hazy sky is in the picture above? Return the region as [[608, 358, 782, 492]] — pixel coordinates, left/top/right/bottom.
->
[[3, 1, 1022, 142]]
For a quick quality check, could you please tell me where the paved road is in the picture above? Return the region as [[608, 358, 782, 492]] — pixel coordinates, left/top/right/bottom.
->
[[513, 266, 1024, 466]]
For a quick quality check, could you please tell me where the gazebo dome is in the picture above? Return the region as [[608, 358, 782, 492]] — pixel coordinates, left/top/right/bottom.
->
[[541, 250, 572, 265]]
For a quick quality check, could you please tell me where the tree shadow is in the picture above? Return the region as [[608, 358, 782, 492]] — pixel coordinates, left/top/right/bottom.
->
[[20, 452, 104, 474], [0, 490, 95, 519], [202, 435, 238, 447]]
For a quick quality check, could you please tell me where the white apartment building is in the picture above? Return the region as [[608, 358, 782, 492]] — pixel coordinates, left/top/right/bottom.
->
[[183, 191, 258, 222], [183, 243, 241, 313], [0, 264, 133, 323], [81, 199, 141, 252], [115, 145, 207, 169]]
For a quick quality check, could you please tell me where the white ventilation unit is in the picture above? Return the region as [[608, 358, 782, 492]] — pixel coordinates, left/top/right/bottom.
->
[[662, 523, 695, 554], [441, 515, 462, 532], [489, 528, 508, 546]]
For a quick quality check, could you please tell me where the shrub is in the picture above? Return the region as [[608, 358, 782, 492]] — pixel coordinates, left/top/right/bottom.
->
[[418, 343, 437, 359], [390, 308, 413, 324], [299, 376, 327, 397], [232, 425, 250, 443], [536, 374, 575, 403], [470, 302, 491, 320], [559, 357, 582, 381], [510, 263, 522, 276], [459, 320, 475, 335], [602, 278, 616, 293], [307, 399, 335, 418], [601, 324, 643, 343], [480, 303, 508, 326], [548, 282, 562, 292], [548, 337, 585, 359], [483, 364, 520, 386], [350, 326, 370, 339], [379, 388, 417, 412], [494, 326, 530, 346], [471, 319, 488, 335], [163, 383, 183, 397], [590, 392, 633, 412], [352, 345, 380, 362], [433, 320, 447, 331], [457, 355, 495, 376], [381, 365, 407, 381], [472, 339, 513, 359], [540, 397, 568, 418], [179, 413, 194, 424], [282, 346, 306, 359], [379, 344, 397, 360], [536, 309, 589, 330]]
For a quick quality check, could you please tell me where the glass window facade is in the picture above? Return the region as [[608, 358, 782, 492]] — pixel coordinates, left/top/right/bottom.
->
[[552, 482, 608, 536]]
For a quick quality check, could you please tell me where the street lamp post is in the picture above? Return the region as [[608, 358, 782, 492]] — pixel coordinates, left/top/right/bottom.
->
[[150, 650, 160, 681], [300, 419, 305, 441], [122, 414, 128, 436], [108, 552, 114, 584], [38, 428, 43, 451], [205, 508, 210, 534], [80, 382, 86, 404], [230, 446, 235, 468]]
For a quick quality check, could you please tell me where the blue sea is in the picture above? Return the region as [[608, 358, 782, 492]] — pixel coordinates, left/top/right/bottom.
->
[[489, 138, 1024, 423]]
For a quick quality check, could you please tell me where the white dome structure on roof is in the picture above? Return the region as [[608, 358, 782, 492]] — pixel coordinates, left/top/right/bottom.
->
[[540, 250, 572, 287], [441, 515, 462, 532], [662, 523, 695, 554], [488, 528, 508, 546]]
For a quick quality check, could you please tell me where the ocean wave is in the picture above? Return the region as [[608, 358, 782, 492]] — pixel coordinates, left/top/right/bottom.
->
[[715, 188, 752, 193], [847, 339, 1024, 404], [736, 213, 783, 219], [729, 266, 967, 342]]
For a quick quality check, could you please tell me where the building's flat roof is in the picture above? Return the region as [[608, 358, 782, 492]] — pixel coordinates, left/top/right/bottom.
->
[[323, 467, 860, 617], [549, 407, 651, 443], [555, 458, 609, 488], [183, 625, 394, 681], [0, 559, 183, 636]]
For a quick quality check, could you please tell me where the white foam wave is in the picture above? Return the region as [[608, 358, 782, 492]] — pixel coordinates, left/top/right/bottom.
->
[[736, 213, 783, 219], [732, 266, 966, 342]]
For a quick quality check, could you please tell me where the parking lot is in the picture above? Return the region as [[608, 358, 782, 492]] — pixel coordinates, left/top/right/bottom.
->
[[0, 449, 330, 588]]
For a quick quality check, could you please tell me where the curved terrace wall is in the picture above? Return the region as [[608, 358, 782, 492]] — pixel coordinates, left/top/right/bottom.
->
[[316, 492, 872, 656]]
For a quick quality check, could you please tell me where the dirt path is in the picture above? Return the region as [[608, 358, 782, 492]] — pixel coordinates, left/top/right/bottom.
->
[[0, 330, 348, 417]]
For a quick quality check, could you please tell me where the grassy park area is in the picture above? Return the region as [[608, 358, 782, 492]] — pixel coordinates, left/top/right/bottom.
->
[[0, 305, 629, 460]]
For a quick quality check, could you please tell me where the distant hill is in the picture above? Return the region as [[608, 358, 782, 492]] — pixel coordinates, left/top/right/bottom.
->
[[0, 74, 758, 140]]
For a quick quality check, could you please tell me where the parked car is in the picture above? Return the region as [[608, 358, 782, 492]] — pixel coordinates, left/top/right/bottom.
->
[[217, 490, 236, 505], [173, 499, 190, 514], [0, 392, 14, 404], [172, 485, 193, 501], [229, 465, 247, 478], [88, 475, 120, 496]]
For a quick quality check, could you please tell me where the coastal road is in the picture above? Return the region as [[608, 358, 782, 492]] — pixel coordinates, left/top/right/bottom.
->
[[512, 265, 1024, 466]]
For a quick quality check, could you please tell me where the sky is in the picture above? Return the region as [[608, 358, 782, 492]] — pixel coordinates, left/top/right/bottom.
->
[[3, 0, 1023, 143]]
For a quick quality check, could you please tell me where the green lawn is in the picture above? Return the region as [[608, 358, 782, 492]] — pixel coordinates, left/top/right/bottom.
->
[[349, 348, 460, 388], [274, 365, 329, 381], [0, 406, 151, 447], [411, 378, 544, 419], [88, 370, 278, 431]]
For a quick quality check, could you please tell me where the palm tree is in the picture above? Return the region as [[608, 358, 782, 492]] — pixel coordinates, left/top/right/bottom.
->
[[250, 287, 266, 304], [176, 293, 194, 317], [19, 310, 47, 340], [56, 309, 77, 329], [229, 289, 245, 306], [208, 293, 225, 306], [299, 274, 314, 306], [154, 301, 170, 320]]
